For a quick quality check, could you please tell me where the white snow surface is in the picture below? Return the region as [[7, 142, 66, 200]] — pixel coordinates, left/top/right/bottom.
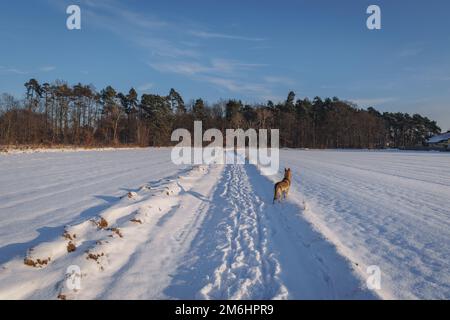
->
[[0, 148, 448, 299], [280, 150, 450, 299]]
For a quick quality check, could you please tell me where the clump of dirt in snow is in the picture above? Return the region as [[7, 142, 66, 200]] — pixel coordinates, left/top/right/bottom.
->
[[23, 258, 36, 267], [127, 192, 138, 199], [67, 242, 76, 253], [57, 294, 67, 300], [130, 219, 143, 224], [24, 257, 51, 268]]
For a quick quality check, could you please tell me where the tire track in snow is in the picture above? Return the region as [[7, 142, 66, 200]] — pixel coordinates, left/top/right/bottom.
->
[[0, 164, 222, 299]]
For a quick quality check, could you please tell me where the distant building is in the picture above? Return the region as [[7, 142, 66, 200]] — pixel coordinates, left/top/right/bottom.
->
[[427, 132, 450, 150]]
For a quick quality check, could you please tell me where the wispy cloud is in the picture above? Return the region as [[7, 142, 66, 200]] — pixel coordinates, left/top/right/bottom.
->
[[136, 38, 200, 58], [137, 82, 154, 92], [1, 65, 55, 75], [211, 59, 268, 73], [0, 66, 28, 75], [148, 59, 273, 97], [398, 48, 423, 57], [397, 43, 424, 58], [148, 58, 267, 77], [189, 30, 266, 42], [402, 65, 450, 84], [148, 61, 208, 76], [350, 97, 396, 106], [75, 0, 207, 60], [116, 10, 168, 29], [263, 76, 296, 86], [7, 68, 28, 75], [202, 76, 268, 95], [40, 66, 56, 72]]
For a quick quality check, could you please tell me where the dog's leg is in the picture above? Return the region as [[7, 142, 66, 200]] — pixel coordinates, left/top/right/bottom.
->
[[273, 187, 278, 204], [277, 191, 282, 204]]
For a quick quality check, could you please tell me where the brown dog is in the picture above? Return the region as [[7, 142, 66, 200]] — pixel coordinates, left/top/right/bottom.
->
[[273, 168, 292, 203]]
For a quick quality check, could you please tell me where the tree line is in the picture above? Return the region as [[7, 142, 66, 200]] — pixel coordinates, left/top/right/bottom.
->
[[0, 79, 441, 149]]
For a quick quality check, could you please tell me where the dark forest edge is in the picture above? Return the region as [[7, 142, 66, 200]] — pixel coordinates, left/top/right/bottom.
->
[[0, 79, 442, 149]]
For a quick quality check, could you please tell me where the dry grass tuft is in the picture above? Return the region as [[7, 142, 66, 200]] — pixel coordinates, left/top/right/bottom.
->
[[63, 231, 77, 240], [109, 228, 123, 238], [86, 251, 105, 261], [97, 218, 108, 229]]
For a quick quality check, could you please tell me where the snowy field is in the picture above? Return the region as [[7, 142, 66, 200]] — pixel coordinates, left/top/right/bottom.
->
[[0, 148, 448, 299], [280, 150, 450, 299]]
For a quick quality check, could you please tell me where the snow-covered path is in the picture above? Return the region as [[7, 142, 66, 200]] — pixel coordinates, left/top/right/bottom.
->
[[164, 163, 375, 299]]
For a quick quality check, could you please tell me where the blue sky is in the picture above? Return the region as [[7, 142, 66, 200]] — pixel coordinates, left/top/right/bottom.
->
[[0, 0, 449, 130]]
